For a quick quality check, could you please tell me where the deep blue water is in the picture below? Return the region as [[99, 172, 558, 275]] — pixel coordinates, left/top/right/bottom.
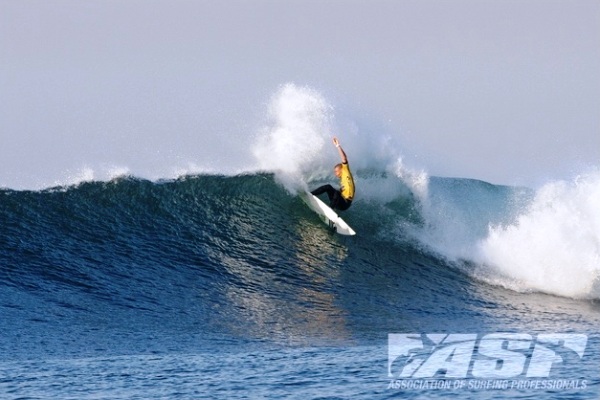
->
[[1, 174, 598, 399]]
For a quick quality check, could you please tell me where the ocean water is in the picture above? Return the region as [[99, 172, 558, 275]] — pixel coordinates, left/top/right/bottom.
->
[[1, 172, 599, 399], [1, 84, 599, 399]]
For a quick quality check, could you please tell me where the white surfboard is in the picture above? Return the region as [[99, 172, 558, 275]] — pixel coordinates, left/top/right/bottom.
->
[[300, 192, 356, 236]]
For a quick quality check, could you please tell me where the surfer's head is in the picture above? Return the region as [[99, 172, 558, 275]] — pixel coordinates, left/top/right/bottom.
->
[[334, 163, 343, 178]]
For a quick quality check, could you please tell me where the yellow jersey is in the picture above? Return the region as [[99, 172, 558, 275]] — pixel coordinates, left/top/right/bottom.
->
[[339, 163, 355, 200]]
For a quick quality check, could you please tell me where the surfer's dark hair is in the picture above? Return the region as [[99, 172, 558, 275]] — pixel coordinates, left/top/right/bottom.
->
[[334, 163, 343, 170]]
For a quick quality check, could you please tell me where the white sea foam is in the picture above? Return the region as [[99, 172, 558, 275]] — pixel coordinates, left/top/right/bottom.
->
[[398, 166, 600, 299], [475, 170, 600, 299], [49, 165, 131, 188]]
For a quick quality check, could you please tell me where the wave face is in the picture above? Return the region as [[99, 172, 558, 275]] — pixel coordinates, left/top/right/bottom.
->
[[1, 172, 599, 345]]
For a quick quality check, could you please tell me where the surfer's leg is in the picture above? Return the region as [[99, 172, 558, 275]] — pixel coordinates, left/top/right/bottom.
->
[[311, 184, 336, 204], [330, 190, 343, 209], [330, 193, 353, 211], [311, 185, 348, 210], [335, 197, 352, 211]]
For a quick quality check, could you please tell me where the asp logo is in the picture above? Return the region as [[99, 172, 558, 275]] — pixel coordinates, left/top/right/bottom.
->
[[388, 333, 587, 379]]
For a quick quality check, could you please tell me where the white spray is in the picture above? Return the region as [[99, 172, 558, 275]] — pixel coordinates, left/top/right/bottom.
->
[[251, 83, 427, 200], [252, 83, 334, 193]]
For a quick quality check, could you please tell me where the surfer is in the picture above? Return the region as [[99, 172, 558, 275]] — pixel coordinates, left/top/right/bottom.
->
[[311, 137, 355, 211]]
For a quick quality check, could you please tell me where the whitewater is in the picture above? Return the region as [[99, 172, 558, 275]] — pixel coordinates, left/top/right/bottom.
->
[[1, 83, 599, 399]]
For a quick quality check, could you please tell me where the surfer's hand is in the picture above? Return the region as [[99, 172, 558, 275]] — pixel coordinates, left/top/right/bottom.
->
[[333, 137, 347, 163]]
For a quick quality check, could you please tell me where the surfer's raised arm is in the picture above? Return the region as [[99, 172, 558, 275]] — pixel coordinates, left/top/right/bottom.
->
[[333, 137, 348, 164], [311, 136, 355, 212]]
